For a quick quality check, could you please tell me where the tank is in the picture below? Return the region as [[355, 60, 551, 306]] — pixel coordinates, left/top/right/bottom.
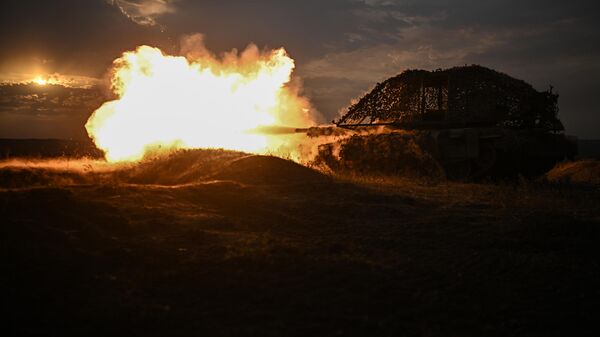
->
[[310, 65, 577, 179]]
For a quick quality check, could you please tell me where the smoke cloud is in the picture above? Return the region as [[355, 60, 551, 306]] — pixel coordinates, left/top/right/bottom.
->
[[108, 0, 177, 26]]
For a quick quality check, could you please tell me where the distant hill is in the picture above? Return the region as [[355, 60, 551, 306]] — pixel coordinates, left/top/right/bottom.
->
[[1, 137, 599, 161], [0, 138, 103, 159], [578, 139, 600, 159]]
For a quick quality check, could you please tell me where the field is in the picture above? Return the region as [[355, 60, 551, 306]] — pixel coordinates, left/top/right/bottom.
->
[[2, 143, 600, 336]]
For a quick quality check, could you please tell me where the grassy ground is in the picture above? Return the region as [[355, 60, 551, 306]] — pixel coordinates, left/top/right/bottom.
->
[[2, 150, 599, 336]]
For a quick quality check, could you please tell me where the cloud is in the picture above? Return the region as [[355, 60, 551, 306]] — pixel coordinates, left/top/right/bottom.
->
[[0, 83, 105, 138], [0, 72, 101, 89], [298, 23, 505, 117], [108, 0, 177, 26], [0, 83, 104, 115], [302, 27, 502, 83]]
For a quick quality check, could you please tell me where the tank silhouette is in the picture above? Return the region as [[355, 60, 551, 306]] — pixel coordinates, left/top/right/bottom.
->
[[306, 65, 578, 179]]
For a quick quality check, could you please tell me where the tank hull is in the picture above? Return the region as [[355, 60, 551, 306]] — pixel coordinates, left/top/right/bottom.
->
[[314, 127, 578, 180]]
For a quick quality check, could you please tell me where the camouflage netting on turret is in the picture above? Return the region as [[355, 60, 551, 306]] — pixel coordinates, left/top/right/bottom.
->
[[337, 65, 563, 131]]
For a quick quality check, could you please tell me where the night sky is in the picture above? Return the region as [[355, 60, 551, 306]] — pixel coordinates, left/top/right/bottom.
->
[[1, 0, 599, 139]]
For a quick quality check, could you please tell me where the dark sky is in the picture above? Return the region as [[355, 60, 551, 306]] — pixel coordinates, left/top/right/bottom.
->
[[1, 0, 599, 139]]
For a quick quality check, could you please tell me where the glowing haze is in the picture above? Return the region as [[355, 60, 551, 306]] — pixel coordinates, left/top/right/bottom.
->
[[86, 35, 316, 162]]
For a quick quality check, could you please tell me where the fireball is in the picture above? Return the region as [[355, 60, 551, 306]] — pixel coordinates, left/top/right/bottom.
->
[[86, 41, 314, 162]]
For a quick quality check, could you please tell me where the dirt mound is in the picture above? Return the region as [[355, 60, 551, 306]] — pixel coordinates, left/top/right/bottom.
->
[[545, 160, 600, 186], [0, 149, 328, 188], [124, 149, 326, 185], [212, 155, 328, 185], [122, 149, 246, 185]]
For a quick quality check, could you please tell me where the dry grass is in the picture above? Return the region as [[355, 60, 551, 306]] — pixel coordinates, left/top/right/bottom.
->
[[545, 159, 600, 186], [2, 150, 600, 336]]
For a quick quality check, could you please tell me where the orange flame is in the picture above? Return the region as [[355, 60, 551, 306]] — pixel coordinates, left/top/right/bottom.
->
[[86, 41, 315, 162]]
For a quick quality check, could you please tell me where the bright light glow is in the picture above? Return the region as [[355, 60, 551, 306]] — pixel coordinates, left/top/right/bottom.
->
[[86, 44, 314, 162], [33, 76, 47, 85]]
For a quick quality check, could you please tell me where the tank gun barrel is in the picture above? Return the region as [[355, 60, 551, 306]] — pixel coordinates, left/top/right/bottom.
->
[[247, 125, 342, 137]]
